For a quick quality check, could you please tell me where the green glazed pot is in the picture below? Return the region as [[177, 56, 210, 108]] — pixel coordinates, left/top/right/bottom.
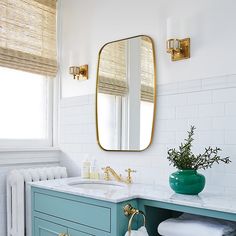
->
[[169, 169, 205, 195]]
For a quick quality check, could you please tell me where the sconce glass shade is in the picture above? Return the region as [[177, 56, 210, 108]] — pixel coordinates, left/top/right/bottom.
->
[[69, 66, 80, 77], [166, 39, 181, 53], [69, 65, 88, 80], [166, 38, 190, 61]]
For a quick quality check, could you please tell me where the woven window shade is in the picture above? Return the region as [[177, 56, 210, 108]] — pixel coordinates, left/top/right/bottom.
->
[[140, 36, 155, 103], [0, 0, 57, 77], [98, 37, 154, 101], [98, 41, 128, 96]]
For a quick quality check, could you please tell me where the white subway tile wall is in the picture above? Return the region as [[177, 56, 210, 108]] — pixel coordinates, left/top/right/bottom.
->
[[59, 74, 236, 193]]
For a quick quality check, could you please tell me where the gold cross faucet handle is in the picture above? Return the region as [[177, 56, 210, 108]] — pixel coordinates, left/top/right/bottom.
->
[[102, 166, 110, 181], [125, 168, 137, 184]]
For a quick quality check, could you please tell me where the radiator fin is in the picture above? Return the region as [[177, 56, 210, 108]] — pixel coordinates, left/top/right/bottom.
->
[[7, 166, 67, 236]]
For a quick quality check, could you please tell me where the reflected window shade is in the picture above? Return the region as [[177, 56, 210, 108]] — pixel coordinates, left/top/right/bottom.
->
[[0, 0, 57, 77], [141, 37, 154, 103], [98, 41, 128, 96]]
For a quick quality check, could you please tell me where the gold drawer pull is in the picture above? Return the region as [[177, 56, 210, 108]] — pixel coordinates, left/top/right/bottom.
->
[[59, 233, 69, 236]]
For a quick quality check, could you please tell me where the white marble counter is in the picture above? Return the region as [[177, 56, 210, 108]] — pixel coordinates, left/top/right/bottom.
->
[[30, 177, 236, 215]]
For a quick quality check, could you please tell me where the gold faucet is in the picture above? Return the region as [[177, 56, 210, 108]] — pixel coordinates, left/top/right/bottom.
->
[[102, 166, 136, 184]]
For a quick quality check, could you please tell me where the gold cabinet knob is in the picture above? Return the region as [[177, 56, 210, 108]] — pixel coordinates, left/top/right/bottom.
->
[[58, 233, 69, 236]]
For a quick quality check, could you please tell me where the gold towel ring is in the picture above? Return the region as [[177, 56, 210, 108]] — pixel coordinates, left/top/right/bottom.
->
[[128, 210, 146, 236]]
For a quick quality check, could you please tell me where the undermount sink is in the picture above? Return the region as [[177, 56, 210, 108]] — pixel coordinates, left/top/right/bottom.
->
[[67, 180, 126, 191]]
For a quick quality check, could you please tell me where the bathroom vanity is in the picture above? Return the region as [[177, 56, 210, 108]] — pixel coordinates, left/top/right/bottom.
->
[[31, 178, 236, 236], [32, 186, 137, 236]]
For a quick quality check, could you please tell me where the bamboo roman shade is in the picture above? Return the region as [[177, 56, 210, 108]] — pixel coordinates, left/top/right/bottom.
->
[[0, 0, 57, 76], [140, 37, 154, 103], [98, 37, 154, 102], [98, 41, 128, 96]]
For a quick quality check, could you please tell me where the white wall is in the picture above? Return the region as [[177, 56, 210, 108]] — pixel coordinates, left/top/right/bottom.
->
[[60, 0, 236, 97], [60, 76, 236, 194], [58, 0, 236, 194]]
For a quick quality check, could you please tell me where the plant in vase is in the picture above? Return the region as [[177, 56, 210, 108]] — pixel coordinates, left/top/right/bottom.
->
[[167, 126, 231, 195]]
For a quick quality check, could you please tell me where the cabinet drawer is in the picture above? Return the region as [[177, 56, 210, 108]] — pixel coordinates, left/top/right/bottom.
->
[[34, 192, 111, 232]]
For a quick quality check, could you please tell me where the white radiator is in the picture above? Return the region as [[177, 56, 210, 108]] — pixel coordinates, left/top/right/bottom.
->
[[7, 166, 67, 236]]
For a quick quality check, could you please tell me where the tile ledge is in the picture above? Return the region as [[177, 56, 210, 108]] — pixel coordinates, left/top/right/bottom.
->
[[0, 147, 61, 166], [0, 146, 61, 153]]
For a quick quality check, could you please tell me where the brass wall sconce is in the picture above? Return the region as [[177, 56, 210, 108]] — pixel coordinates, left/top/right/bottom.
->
[[166, 38, 190, 61], [69, 65, 88, 80]]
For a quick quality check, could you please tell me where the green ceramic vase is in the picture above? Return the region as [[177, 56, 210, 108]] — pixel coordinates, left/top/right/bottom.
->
[[169, 169, 205, 195]]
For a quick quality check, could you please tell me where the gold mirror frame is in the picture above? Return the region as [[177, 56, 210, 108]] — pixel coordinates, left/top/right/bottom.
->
[[95, 35, 157, 152]]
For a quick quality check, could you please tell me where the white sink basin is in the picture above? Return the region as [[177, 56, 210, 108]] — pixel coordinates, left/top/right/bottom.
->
[[67, 180, 126, 191]]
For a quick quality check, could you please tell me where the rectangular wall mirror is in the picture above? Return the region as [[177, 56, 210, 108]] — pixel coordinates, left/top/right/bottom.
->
[[96, 35, 156, 151]]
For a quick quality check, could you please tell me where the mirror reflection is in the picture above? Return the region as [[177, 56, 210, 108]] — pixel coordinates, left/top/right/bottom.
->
[[96, 35, 156, 151]]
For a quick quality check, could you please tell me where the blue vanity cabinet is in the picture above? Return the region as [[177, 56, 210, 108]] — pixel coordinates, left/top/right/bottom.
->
[[32, 185, 236, 236], [32, 187, 138, 236]]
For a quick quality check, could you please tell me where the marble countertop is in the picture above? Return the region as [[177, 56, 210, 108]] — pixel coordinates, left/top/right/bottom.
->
[[30, 177, 236, 215]]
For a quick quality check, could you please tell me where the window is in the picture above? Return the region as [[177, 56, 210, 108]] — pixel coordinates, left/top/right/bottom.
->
[[0, 0, 57, 148], [140, 101, 154, 149], [97, 93, 119, 150], [0, 67, 53, 147]]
